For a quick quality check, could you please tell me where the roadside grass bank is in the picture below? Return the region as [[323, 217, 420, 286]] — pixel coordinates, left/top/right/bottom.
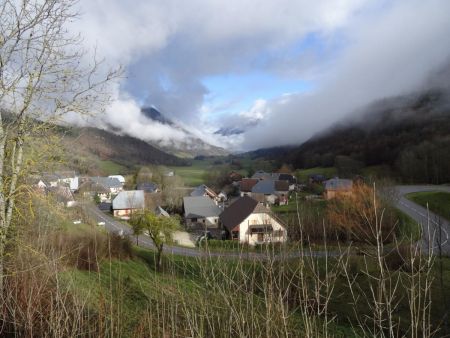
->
[[406, 191, 450, 221]]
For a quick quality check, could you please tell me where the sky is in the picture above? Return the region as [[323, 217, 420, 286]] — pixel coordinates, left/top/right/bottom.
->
[[71, 0, 450, 152]]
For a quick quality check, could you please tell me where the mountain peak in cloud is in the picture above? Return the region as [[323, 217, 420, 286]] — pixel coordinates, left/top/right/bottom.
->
[[141, 106, 174, 125]]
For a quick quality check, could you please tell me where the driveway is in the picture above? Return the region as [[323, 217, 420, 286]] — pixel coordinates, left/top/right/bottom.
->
[[394, 185, 450, 255]]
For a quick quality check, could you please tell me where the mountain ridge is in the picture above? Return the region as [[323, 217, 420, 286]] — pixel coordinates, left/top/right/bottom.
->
[[139, 106, 229, 158], [241, 87, 450, 184]]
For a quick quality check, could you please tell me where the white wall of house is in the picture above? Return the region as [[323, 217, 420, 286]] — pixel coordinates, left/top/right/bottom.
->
[[237, 212, 287, 246], [58, 177, 79, 191], [113, 208, 142, 219], [186, 216, 219, 228], [110, 186, 123, 194]]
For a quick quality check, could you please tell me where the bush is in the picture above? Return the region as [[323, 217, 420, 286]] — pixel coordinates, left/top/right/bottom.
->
[[51, 227, 133, 271], [385, 244, 415, 272]]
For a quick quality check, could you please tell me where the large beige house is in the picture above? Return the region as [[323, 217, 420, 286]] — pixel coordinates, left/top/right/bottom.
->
[[219, 196, 287, 246]]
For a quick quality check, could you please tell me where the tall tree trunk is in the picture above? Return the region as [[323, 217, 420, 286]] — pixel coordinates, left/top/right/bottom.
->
[[156, 245, 163, 272], [0, 117, 7, 293]]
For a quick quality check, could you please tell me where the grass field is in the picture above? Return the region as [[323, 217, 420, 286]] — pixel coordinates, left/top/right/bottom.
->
[[295, 167, 338, 183], [62, 243, 450, 337], [166, 160, 212, 186], [97, 160, 129, 175], [395, 208, 422, 241], [406, 191, 450, 221]]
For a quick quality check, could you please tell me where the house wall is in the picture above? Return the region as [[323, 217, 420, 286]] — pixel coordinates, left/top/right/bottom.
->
[[186, 216, 219, 228], [274, 191, 289, 205], [238, 213, 287, 246], [110, 187, 123, 194], [266, 194, 278, 205], [324, 190, 353, 200], [113, 208, 141, 219], [58, 177, 79, 191]]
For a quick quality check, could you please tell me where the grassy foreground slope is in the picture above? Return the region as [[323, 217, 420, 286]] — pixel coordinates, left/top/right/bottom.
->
[[406, 191, 450, 221]]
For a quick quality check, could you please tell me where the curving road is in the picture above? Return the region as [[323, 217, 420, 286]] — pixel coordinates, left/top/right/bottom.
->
[[394, 185, 450, 255]]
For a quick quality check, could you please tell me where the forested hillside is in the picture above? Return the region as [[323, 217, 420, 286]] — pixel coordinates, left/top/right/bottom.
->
[[246, 89, 450, 184], [55, 125, 188, 174]]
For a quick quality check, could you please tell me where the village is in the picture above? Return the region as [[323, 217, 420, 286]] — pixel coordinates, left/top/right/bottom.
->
[[31, 168, 357, 249]]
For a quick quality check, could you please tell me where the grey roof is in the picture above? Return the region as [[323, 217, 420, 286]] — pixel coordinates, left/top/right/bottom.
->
[[183, 196, 221, 219], [190, 184, 208, 197], [43, 174, 59, 183], [190, 184, 217, 198], [137, 182, 158, 193], [252, 179, 276, 195], [48, 186, 74, 203], [112, 190, 145, 210], [325, 178, 353, 191], [91, 177, 122, 189], [252, 171, 272, 180]]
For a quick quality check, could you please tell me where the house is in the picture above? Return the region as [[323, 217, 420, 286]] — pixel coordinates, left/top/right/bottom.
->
[[251, 179, 290, 205], [42, 174, 59, 188], [78, 180, 113, 202], [278, 173, 297, 191], [183, 196, 221, 228], [112, 190, 145, 219], [55, 171, 79, 191], [90, 177, 123, 195], [323, 178, 353, 200], [48, 186, 76, 207], [252, 180, 278, 204], [218, 191, 228, 202], [190, 184, 219, 203], [137, 182, 159, 193], [309, 174, 327, 185], [108, 175, 126, 185], [274, 180, 290, 205], [228, 171, 243, 182], [164, 171, 175, 177], [219, 196, 287, 245], [252, 170, 272, 181], [33, 179, 48, 192], [239, 178, 259, 197]]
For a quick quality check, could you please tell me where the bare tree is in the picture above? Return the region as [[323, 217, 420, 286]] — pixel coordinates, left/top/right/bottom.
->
[[0, 0, 120, 290]]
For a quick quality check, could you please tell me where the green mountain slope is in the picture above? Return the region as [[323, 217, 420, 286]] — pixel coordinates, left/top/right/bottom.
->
[[244, 89, 450, 184]]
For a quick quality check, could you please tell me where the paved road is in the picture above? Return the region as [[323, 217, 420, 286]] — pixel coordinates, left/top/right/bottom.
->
[[81, 203, 334, 260], [394, 185, 450, 255]]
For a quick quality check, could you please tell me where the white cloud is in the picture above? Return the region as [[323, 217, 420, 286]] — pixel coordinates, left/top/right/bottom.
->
[[241, 0, 450, 150], [67, 0, 450, 152]]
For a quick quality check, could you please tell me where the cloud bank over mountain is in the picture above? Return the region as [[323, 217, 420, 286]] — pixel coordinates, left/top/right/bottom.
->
[[71, 0, 450, 151]]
